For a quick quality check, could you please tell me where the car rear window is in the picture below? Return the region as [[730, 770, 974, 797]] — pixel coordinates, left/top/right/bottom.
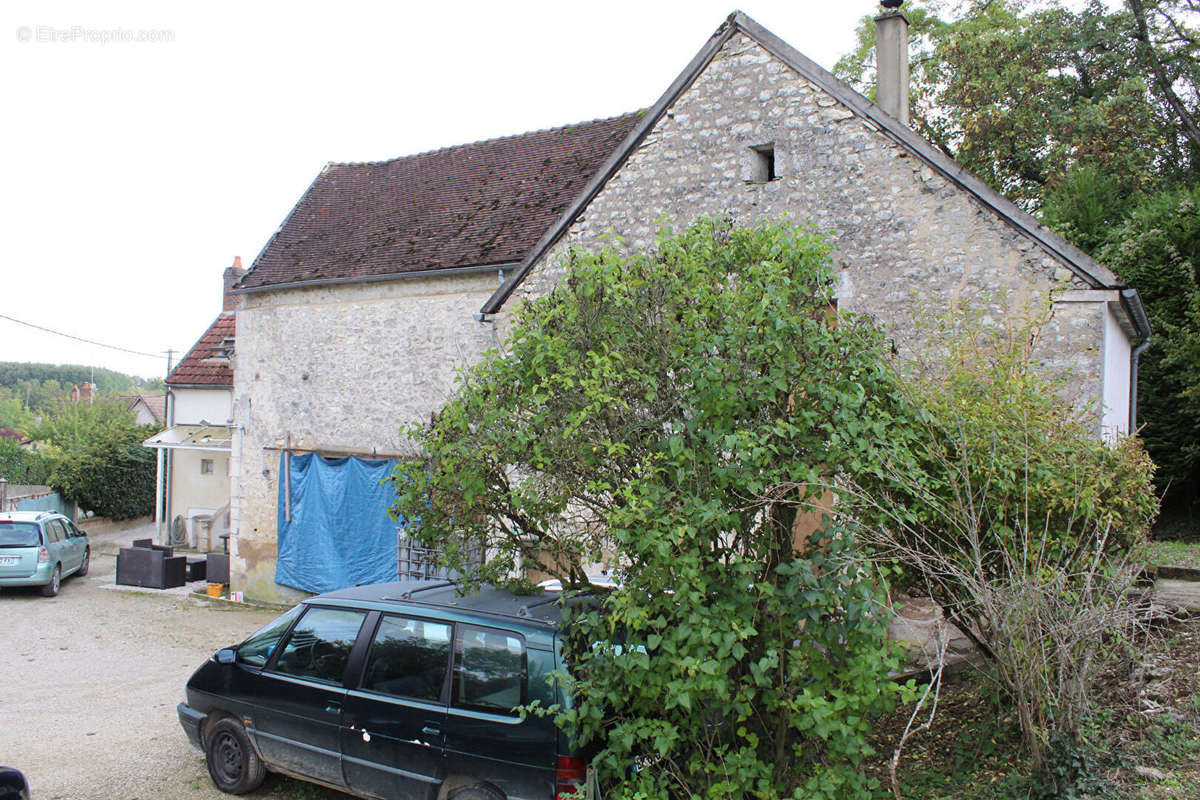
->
[[0, 523, 41, 548]]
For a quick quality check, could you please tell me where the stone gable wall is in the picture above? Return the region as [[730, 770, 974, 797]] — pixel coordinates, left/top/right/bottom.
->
[[508, 33, 1104, 405], [232, 273, 501, 603]]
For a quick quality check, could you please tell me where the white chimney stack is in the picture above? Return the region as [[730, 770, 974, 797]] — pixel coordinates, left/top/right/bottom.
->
[[875, 0, 910, 126]]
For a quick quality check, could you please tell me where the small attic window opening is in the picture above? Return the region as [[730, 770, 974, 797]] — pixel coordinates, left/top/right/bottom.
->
[[750, 143, 777, 183], [206, 337, 236, 362]]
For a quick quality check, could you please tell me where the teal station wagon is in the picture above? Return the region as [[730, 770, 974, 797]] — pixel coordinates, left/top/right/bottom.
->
[[0, 511, 90, 597]]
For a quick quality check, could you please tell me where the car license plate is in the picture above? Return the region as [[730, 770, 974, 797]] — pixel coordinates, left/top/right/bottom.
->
[[0, 556, 17, 566]]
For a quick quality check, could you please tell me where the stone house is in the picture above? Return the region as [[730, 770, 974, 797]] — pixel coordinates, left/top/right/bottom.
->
[[229, 9, 1150, 604]]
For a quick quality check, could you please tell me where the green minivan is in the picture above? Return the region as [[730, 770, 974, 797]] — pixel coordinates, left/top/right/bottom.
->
[[0, 511, 90, 597], [178, 580, 588, 800]]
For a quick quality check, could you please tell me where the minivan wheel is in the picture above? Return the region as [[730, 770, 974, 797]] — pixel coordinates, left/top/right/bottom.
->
[[448, 783, 506, 800], [205, 717, 265, 794], [40, 566, 61, 597], [77, 548, 90, 577]]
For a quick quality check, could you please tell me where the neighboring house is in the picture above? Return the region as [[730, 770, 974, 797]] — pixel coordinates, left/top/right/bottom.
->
[[143, 259, 244, 551], [120, 394, 166, 427], [230, 9, 1150, 604]]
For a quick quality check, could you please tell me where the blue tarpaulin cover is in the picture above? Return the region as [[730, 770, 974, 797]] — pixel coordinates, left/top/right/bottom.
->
[[275, 452, 402, 594]]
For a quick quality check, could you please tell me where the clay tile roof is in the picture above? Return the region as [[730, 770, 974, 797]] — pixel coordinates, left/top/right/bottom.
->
[[167, 314, 236, 387], [238, 112, 643, 291]]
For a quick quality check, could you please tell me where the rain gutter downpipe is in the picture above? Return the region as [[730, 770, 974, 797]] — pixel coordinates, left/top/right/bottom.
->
[[1122, 289, 1152, 432]]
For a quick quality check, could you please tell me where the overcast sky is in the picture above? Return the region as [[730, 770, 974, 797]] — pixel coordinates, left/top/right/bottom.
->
[[1, 1, 878, 380]]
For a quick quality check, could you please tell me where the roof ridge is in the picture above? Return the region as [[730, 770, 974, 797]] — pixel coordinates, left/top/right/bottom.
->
[[325, 110, 646, 168]]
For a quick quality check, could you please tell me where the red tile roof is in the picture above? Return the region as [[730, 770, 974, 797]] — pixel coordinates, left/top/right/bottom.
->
[[238, 112, 642, 291], [167, 314, 235, 387]]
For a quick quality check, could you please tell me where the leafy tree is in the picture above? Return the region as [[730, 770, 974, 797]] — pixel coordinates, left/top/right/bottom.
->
[[836, 0, 1199, 212], [1039, 164, 1143, 255], [33, 399, 145, 452], [394, 220, 913, 798], [0, 386, 36, 435], [48, 419, 158, 520], [1101, 184, 1200, 503], [21, 399, 159, 519], [0, 437, 53, 485]]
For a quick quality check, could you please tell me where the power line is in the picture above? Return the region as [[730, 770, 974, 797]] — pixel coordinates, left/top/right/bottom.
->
[[0, 312, 168, 360]]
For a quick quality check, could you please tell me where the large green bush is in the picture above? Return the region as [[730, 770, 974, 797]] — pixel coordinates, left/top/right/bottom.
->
[[41, 401, 158, 520], [0, 436, 54, 485], [848, 310, 1158, 785], [395, 219, 913, 798]]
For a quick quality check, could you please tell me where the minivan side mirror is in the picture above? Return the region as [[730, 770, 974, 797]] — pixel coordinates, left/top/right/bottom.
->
[[216, 648, 238, 664]]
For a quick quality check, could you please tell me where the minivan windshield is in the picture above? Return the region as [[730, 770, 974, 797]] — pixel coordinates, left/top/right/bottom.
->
[[0, 523, 41, 548]]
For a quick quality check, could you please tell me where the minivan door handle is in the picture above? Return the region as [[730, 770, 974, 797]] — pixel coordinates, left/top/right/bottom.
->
[[421, 726, 440, 737]]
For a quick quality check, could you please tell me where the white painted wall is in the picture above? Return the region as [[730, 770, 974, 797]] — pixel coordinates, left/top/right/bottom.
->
[[1102, 304, 1133, 439], [172, 387, 233, 425], [168, 448, 231, 549]]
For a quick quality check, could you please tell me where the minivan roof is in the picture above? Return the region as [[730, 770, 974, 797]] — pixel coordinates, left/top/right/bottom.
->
[[314, 580, 567, 630], [0, 511, 57, 523]]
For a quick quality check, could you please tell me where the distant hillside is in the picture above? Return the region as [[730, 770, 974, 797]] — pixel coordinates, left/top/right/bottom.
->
[[0, 362, 163, 397]]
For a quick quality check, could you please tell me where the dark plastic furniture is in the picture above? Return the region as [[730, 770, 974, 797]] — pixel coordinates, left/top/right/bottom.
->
[[116, 543, 187, 589], [186, 557, 207, 582], [206, 553, 230, 585]]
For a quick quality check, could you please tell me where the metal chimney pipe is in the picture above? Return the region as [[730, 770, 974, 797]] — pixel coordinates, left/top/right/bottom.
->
[[875, 1, 910, 126]]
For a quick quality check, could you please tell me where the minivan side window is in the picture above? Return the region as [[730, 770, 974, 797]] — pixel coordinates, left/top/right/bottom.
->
[[272, 606, 367, 684], [238, 605, 304, 667], [452, 624, 526, 715], [44, 521, 63, 543], [361, 615, 452, 702]]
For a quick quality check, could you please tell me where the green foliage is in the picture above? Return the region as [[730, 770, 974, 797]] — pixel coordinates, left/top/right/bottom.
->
[[1039, 165, 1141, 255], [33, 399, 147, 451], [836, 0, 1200, 213], [42, 401, 157, 519], [0, 386, 36, 434], [0, 361, 158, 401], [0, 436, 54, 485], [1101, 184, 1200, 504], [395, 220, 913, 798], [851, 310, 1158, 776], [562, 529, 909, 800], [899, 310, 1158, 559]]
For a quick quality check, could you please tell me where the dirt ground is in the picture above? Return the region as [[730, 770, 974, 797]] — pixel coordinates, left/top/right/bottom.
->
[[0, 547, 349, 800]]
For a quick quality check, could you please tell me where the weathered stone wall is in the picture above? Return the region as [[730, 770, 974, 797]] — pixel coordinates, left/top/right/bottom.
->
[[506, 33, 1108, 408], [232, 272, 502, 603]]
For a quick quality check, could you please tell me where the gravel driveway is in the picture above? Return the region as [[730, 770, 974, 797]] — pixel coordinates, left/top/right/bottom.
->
[[0, 548, 350, 800]]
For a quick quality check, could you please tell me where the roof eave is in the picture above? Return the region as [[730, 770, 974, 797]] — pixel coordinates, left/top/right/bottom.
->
[[165, 382, 233, 390], [235, 261, 519, 296]]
